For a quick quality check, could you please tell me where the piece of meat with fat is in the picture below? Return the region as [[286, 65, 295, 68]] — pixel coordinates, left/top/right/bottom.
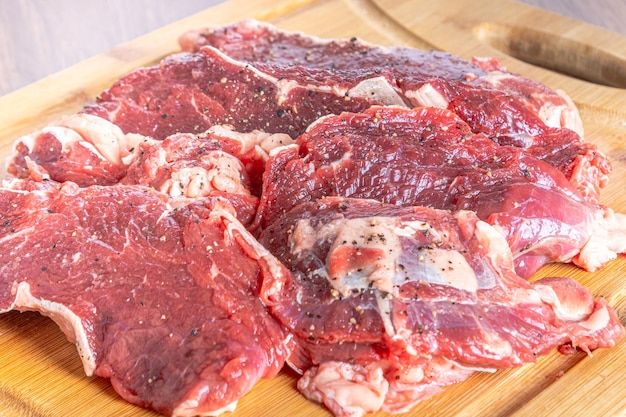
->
[[255, 106, 626, 277], [7, 114, 294, 225], [6, 113, 147, 186], [122, 132, 259, 225], [258, 197, 624, 417], [120, 125, 293, 225], [0, 180, 291, 417], [178, 19, 608, 202], [297, 358, 474, 416], [82, 46, 375, 141], [180, 20, 580, 135]]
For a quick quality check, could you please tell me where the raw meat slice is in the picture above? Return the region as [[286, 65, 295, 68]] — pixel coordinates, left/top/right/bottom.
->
[[82, 46, 374, 141], [180, 19, 580, 137], [297, 359, 474, 416], [254, 106, 626, 277], [445, 83, 610, 204], [119, 125, 293, 224], [0, 181, 291, 417], [119, 128, 280, 226], [464, 56, 584, 136], [178, 19, 608, 202], [7, 113, 148, 186], [121, 133, 260, 225], [180, 20, 580, 133], [258, 197, 624, 416]]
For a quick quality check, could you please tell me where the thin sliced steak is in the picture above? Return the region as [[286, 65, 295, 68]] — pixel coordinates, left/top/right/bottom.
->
[[82, 46, 375, 140], [258, 197, 624, 416], [255, 106, 626, 277], [0, 181, 291, 417]]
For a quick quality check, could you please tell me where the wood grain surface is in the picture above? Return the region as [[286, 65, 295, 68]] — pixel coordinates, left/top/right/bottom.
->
[[0, 0, 625, 416]]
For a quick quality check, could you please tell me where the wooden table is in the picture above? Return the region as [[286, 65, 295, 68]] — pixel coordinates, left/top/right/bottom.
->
[[0, 1, 625, 417], [1, 0, 625, 96]]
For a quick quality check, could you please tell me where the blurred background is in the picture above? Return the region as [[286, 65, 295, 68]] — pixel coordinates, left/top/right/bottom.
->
[[0, 0, 221, 95], [0, 0, 624, 96]]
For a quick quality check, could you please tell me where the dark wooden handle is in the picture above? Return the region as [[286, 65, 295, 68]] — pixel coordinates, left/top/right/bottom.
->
[[474, 22, 626, 88]]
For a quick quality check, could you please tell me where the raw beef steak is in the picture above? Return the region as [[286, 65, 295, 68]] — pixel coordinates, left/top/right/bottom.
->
[[258, 197, 624, 416], [255, 106, 626, 277], [178, 19, 609, 203], [1, 19, 623, 417], [0, 181, 291, 416]]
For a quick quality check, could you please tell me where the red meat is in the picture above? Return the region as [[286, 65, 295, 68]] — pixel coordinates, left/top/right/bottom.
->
[[0, 181, 291, 416], [179, 19, 608, 202], [258, 197, 624, 416], [255, 106, 626, 277]]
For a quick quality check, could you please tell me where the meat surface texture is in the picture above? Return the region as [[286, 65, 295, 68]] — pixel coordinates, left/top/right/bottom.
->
[[255, 106, 626, 277], [0, 181, 291, 416], [177, 19, 609, 204], [7, 113, 148, 186], [82, 46, 374, 141], [258, 197, 624, 416]]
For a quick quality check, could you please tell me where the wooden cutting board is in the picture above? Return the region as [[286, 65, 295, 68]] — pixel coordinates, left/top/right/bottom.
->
[[0, 0, 624, 416]]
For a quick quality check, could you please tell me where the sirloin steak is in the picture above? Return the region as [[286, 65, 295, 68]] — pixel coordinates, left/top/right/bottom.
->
[[258, 197, 624, 416], [0, 180, 291, 416], [82, 46, 374, 140], [255, 106, 626, 277]]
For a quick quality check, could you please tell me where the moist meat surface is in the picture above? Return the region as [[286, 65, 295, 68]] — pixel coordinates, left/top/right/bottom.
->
[[0, 181, 290, 416], [178, 19, 609, 203], [258, 197, 623, 416], [82, 47, 375, 141], [254, 106, 626, 277]]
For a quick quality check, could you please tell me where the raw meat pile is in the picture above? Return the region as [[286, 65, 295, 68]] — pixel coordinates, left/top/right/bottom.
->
[[1, 19, 624, 417]]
